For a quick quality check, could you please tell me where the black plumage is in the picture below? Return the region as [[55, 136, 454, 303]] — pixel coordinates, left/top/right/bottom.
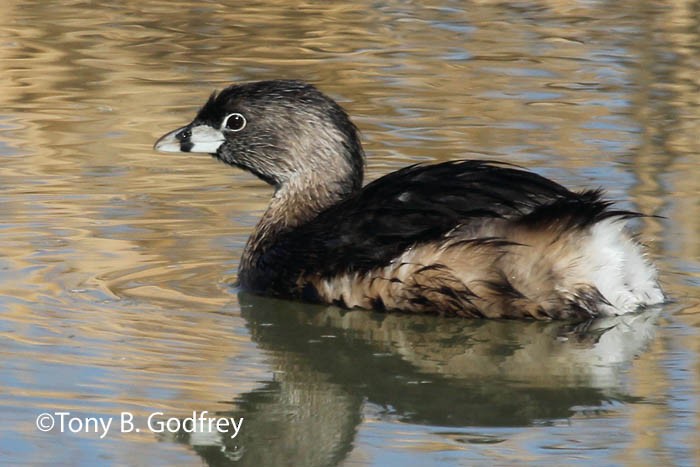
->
[[256, 161, 630, 288], [154, 80, 663, 319]]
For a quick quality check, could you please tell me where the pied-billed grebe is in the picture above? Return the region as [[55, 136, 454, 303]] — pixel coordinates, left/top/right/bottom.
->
[[155, 80, 663, 319]]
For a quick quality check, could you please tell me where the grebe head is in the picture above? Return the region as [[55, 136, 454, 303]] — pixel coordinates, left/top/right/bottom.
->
[[154, 80, 364, 192]]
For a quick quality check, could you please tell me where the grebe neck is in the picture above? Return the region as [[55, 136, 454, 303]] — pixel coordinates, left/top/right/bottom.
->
[[239, 165, 362, 283]]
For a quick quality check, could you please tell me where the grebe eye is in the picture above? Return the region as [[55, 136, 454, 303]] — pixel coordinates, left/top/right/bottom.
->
[[222, 113, 246, 132]]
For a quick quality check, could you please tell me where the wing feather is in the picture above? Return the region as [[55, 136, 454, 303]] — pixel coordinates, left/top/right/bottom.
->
[[257, 161, 636, 294]]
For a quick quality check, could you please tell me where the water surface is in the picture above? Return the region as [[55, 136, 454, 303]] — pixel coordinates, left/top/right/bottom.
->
[[1, 1, 699, 465]]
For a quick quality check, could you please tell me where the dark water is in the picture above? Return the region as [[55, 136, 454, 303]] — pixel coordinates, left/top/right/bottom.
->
[[1, 1, 699, 465]]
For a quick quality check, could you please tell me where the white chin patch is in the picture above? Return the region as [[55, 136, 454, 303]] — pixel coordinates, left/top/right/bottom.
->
[[188, 125, 225, 153]]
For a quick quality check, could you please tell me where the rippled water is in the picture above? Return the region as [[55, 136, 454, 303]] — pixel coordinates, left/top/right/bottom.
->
[[1, 1, 699, 465]]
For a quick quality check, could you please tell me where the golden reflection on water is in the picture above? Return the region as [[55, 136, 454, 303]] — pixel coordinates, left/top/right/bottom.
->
[[0, 0, 699, 465]]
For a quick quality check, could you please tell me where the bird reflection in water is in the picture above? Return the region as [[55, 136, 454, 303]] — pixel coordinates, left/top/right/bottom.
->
[[162, 294, 659, 466]]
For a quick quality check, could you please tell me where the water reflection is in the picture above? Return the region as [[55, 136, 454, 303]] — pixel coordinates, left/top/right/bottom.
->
[[167, 294, 660, 466], [1, 0, 699, 464]]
